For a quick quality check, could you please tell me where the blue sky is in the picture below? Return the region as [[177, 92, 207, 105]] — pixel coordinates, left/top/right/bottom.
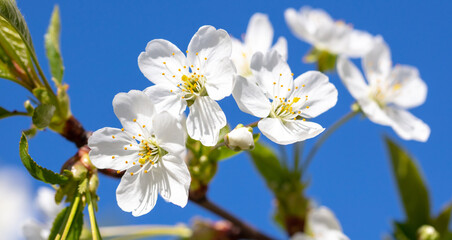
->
[[0, 1, 451, 239]]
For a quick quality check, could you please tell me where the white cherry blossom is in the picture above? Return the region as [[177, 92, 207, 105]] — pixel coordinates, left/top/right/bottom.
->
[[232, 50, 337, 145], [337, 38, 430, 141], [231, 13, 288, 77], [88, 90, 191, 216], [284, 6, 375, 58], [138, 25, 235, 146], [291, 206, 349, 240]]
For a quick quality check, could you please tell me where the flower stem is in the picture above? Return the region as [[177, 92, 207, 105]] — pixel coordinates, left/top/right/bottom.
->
[[86, 190, 102, 240], [60, 193, 81, 240], [302, 110, 358, 172]]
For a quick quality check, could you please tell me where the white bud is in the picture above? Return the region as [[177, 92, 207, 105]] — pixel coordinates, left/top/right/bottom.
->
[[224, 124, 254, 151], [417, 225, 439, 240]]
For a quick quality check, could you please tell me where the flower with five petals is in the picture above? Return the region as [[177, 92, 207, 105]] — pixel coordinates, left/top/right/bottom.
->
[[337, 38, 430, 142], [88, 90, 191, 216], [138, 25, 235, 146], [232, 51, 338, 145]]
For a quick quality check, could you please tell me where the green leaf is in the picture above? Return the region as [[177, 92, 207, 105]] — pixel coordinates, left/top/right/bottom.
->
[[385, 137, 430, 227], [19, 132, 68, 184], [0, 0, 35, 51], [32, 103, 55, 129], [48, 207, 83, 240], [247, 142, 286, 192], [432, 205, 452, 235], [45, 5, 63, 85], [48, 207, 69, 240], [0, 106, 28, 119]]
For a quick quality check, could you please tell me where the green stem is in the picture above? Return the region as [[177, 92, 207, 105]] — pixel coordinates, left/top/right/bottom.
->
[[87, 190, 102, 240], [294, 141, 304, 170], [302, 110, 358, 172], [98, 225, 192, 240], [60, 193, 81, 240]]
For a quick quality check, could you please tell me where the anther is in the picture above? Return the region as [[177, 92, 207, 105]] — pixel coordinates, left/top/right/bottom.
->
[[163, 62, 166, 64], [117, 170, 120, 174], [124, 147, 127, 150], [112, 156, 115, 159], [162, 73, 165, 75], [121, 128, 124, 131], [112, 135, 115, 139], [133, 119, 137, 122], [130, 173, 134, 176], [142, 125, 146, 128]]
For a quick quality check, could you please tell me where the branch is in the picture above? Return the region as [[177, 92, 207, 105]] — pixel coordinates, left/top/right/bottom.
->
[[189, 192, 274, 240]]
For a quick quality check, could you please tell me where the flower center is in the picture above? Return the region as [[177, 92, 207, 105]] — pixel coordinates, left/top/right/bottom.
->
[[137, 138, 165, 165], [270, 97, 304, 121], [178, 73, 207, 101]]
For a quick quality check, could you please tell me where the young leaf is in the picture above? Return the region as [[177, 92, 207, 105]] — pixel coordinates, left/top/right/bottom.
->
[[247, 142, 286, 192], [385, 137, 430, 227], [0, 0, 35, 51], [45, 5, 64, 85], [19, 132, 68, 184], [0, 106, 28, 119], [432, 204, 452, 235], [32, 103, 55, 129], [48, 207, 70, 240], [48, 207, 84, 240]]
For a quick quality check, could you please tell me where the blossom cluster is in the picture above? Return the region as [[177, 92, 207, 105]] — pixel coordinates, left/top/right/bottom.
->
[[87, 6, 430, 240]]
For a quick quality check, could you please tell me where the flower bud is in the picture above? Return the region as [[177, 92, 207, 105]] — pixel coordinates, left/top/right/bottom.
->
[[224, 124, 254, 151], [89, 174, 99, 193], [417, 225, 439, 240]]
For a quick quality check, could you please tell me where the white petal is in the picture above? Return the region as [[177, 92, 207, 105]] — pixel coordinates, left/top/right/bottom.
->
[[204, 58, 235, 101], [258, 118, 324, 145], [341, 30, 375, 58], [152, 111, 186, 156], [291, 71, 338, 118], [358, 98, 393, 126], [308, 206, 342, 233], [187, 26, 235, 100], [387, 65, 427, 109], [232, 75, 271, 118], [251, 51, 293, 99], [362, 37, 392, 85], [116, 168, 158, 217], [143, 85, 186, 116], [159, 155, 191, 207], [231, 37, 252, 77], [138, 39, 189, 86], [271, 36, 288, 60], [88, 127, 139, 171], [385, 107, 430, 142], [187, 96, 226, 146], [245, 13, 274, 53], [113, 90, 155, 137], [284, 7, 334, 46], [337, 56, 370, 100]]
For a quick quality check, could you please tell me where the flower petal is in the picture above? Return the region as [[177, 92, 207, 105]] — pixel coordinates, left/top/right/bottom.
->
[[231, 37, 252, 77], [113, 90, 155, 137], [251, 51, 293, 99], [308, 206, 342, 233], [258, 118, 324, 145], [187, 96, 227, 146], [232, 75, 271, 118], [341, 30, 375, 58], [291, 71, 338, 118], [245, 13, 274, 53], [88, 127, 139, 171], [337, 56, 370, 100], [362, 37, 392, 85], [138, 39, 189, 86], [159, 155, 191, 208], [387, 65, 427, 109], [143, 85, 186, 116], [187, 26, 235, 101], [358, 98, 393, 126], [385, 107, 430, 142], [152, 111, 186, 156], [271, 36, 288, 60], [116, 167, 158, 217]]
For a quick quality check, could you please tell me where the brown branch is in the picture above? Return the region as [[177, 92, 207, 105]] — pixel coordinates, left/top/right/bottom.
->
[[189, 191, 275, 240]]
